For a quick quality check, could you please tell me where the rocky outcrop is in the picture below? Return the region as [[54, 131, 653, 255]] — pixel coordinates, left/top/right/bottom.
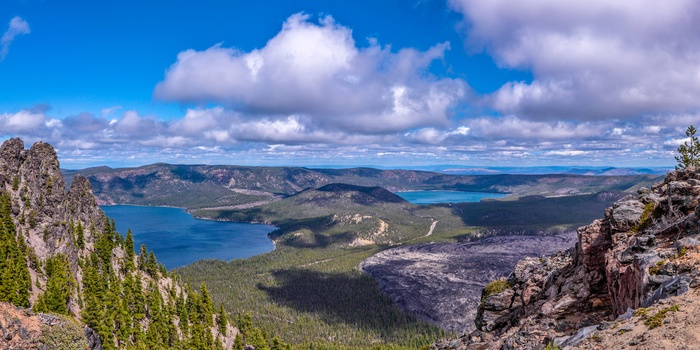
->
[[434, 167, 700, 349], [0, 301, 96, 350], [0, 139, 107, 306], [0, 139, 238, 349]]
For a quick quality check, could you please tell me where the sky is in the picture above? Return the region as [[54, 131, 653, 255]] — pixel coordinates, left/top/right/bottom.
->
[[1, 0, 699, 169]]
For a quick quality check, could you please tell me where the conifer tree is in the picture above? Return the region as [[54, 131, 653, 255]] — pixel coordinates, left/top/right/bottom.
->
[[217, 304, 228, 335], [676, 125, 700, 168], [35, 254, 74, 315], [76, 221, 85, 250], [200, 282, 214, 326], [176, 289, 189, 337], [125, 229, 135, 270], [0, 193, 30, 307]]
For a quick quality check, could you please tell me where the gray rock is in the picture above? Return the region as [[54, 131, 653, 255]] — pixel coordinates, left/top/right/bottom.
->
[[84, 326, 102, 350], [643, 276, 692, 307], [674, 237, 700, 250], [560, 325, 598, 347], [616, 308, 634, 321], [649, 274, 672, 285], [611, 199, 644, 232]]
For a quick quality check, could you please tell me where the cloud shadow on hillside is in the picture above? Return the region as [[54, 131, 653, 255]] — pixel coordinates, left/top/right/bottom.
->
[[257, 267, 426, 339]]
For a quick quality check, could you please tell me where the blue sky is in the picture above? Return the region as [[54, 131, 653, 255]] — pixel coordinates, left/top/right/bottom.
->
[[0, 0, 698, 169]]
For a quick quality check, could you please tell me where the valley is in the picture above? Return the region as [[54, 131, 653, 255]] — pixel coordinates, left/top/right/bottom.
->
[[63, 164, 651, 348], [0, 155, 653, 349], [3, 2, 692, 349]]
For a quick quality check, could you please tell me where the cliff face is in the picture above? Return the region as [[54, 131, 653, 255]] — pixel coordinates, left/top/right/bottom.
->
[[0, 139, 107, 307], [0, 139, 237, 349], [434, 168, 700, 349]]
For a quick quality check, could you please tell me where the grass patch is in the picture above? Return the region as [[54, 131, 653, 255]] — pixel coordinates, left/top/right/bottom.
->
[[635, 304, 680, 329], [649, 260, 666, 275], [633, 202, 657, 233], [644, 304, 680, 329], [545, 342, 562, 350], [483, 278, 510, 300]]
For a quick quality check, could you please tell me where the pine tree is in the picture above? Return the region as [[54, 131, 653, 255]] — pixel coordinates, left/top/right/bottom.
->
[[200, 282, 214, 326], [125, 229, 135, 271], [76, 221, 85, 249], [175, 290, 189, 337], [217, 304, 228, 335], [36, 254, 74, 315], [81, 256, 104, 327], [0, 193, 30, 307], [270, 336, 291, 350], [676, 125, 700, 168]]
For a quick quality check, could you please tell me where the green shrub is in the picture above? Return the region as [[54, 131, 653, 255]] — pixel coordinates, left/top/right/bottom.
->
[[641, 304, 680, 329], [545, 342, 561, 350], [483, 278, 510, 299], [633, 202, 656, 233], [649, 260, 665, 275], [39, 315, 87, 350]]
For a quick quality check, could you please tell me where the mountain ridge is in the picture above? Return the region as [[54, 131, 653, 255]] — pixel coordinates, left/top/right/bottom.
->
[[63, 163, 660, 210]]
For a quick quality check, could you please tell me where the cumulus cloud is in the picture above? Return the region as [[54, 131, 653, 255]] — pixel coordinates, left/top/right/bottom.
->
[[154, 13, 466, 133], [466, 116, 609, 140], [0, 104, 688, 167], [1, 16, 30, 61], [449, 0, 700, 120]]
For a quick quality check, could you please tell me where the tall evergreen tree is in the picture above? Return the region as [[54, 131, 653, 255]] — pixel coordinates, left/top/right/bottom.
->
[[76, 221, 85, 249], [200, 282, 214, 326], [217, 304, 228, 335], [0, 193, 30, 307], [676, 125, 700, 168], [35, 254, 74, 315], [125, 229, 135, 271]]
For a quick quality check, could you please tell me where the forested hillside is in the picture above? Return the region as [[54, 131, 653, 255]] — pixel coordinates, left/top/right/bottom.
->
[[0, 138, 287, 350]]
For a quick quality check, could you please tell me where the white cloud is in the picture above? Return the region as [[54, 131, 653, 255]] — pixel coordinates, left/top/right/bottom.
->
[[665, 137, 690, 146], [154, 13, 465, 133], [0, 109, 45, 132], [1, 16, 30, 61], [545, 150, 588, 156], [449, 0, 700, 120], [406, 128, 446, 144], [465, 116, 607, 140], [100, 106, 122, 118]]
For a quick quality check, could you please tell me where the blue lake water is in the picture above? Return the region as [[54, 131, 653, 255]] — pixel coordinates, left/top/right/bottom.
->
[[101, 205, 276, 269], [395, 191, 507, 204]]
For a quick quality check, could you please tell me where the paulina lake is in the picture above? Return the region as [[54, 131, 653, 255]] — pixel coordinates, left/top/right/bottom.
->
[[102, 191, 506, 269]]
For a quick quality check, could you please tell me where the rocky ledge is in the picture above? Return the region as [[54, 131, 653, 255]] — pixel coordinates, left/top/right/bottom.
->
[[433, 167, 700, 349], [0, 302, 101, 350]]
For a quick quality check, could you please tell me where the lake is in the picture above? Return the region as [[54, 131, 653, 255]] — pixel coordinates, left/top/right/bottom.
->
[[101, 205, 276, 269], [395, 191, 507, 204]]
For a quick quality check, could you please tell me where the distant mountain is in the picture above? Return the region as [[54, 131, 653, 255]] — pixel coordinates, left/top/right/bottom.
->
[[63, 163, 662, 210], [439, 166, 671, 175]]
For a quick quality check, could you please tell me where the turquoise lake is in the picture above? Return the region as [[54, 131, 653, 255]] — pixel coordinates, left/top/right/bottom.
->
[[395, 191, 507, 204], [101, 205, 276, 269]]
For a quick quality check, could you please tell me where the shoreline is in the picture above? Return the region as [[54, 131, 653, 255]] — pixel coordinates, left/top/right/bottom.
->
[[99, 204, 279, 271]]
